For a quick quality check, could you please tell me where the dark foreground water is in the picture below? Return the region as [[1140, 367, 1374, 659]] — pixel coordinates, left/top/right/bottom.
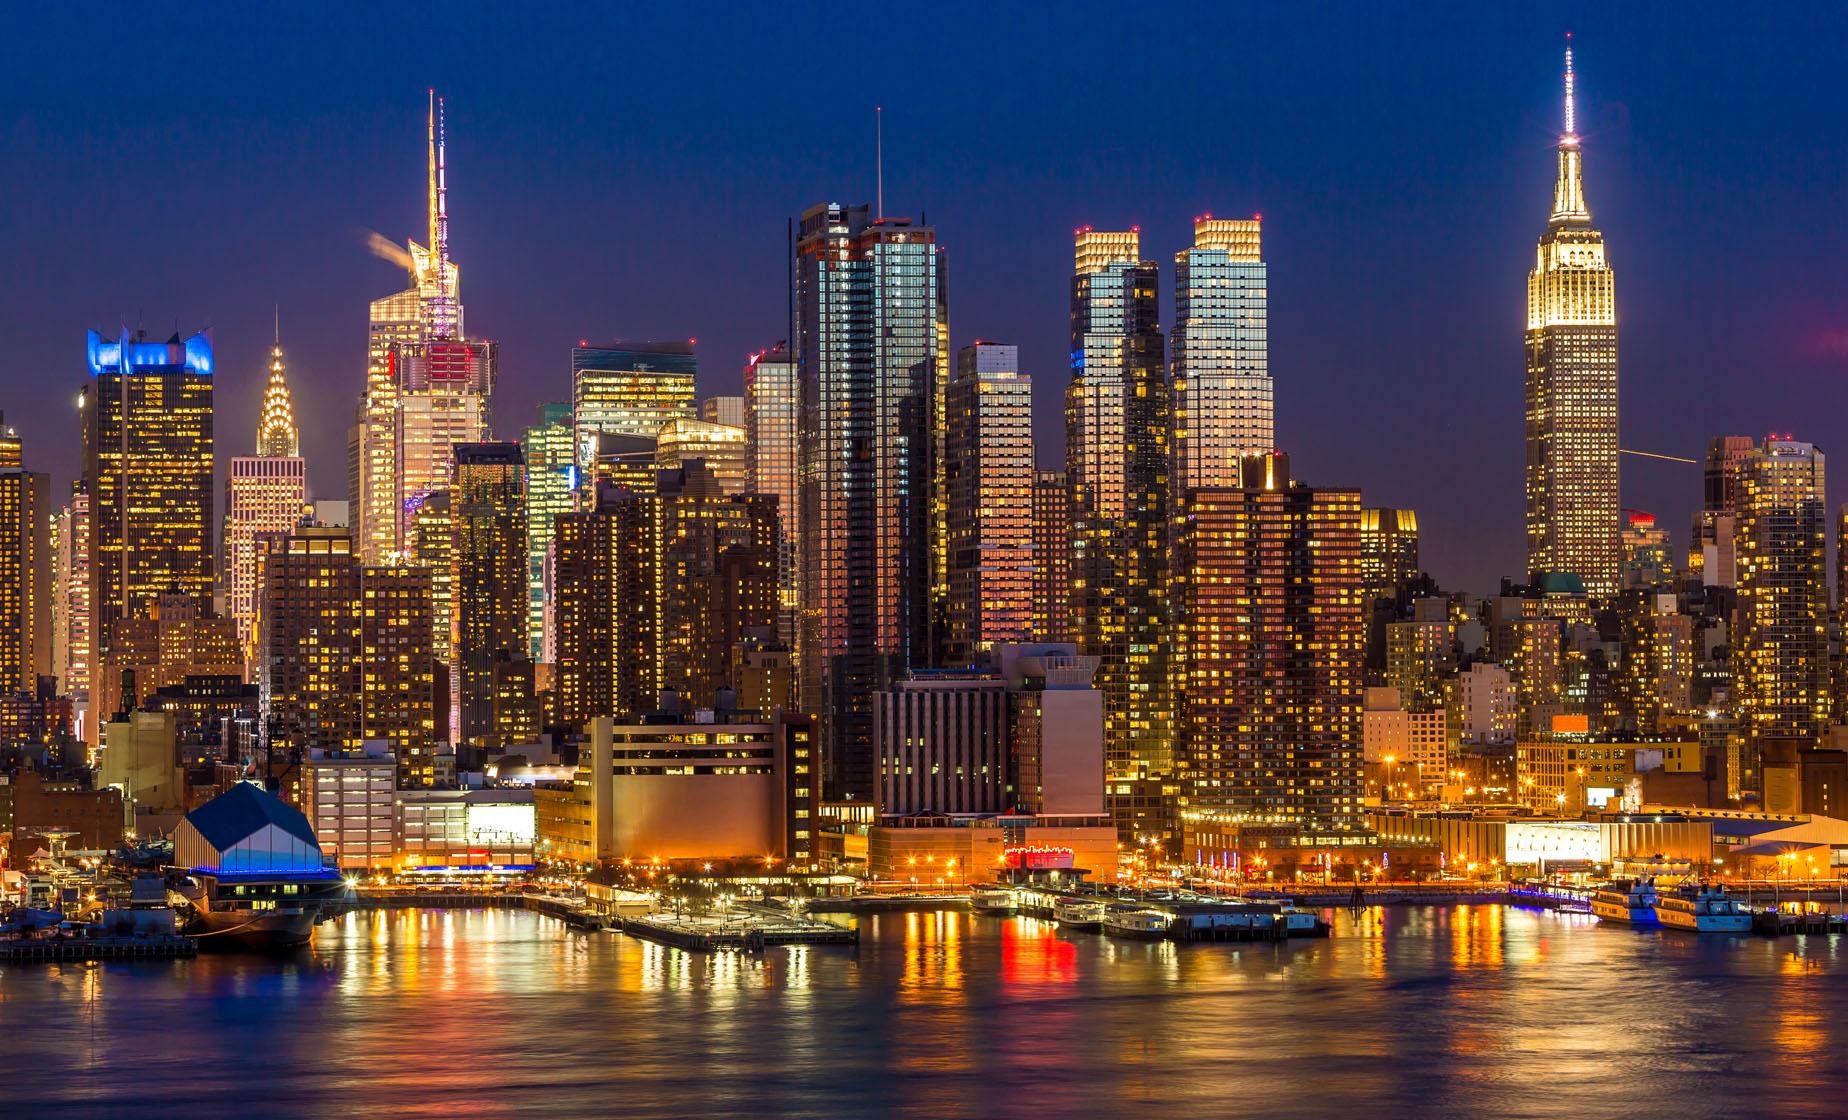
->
[[4, 905, 1848, 1118]]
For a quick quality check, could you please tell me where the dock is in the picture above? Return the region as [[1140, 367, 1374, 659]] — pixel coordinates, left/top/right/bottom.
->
[[621, 912, 859, 952], [351, 889, 609, 931], [794, 894, 969, 914], [0, 935, 198, 962], [1752, 910, 1848, 936]]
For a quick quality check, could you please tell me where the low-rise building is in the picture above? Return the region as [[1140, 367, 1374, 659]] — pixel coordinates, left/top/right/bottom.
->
[[302, 742, 396, 871]]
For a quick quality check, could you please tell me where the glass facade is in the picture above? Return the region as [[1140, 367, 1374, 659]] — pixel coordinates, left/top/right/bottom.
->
[[745, 344, 799, 649], [521, 402, 576, 661], [945, 342, 1033, 662], [1172, 217, 1271, 489], [451, 443, 528, 746], [795, 203, 944, 801], [571, 342, 697, 470], [655, 418, 749, 494]]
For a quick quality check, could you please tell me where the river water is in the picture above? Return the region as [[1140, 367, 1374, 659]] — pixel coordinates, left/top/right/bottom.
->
[[4, 905, 1846, 1117]]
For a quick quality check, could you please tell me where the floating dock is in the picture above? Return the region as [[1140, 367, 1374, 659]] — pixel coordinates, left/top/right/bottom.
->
[[621, 913, 858, 952]]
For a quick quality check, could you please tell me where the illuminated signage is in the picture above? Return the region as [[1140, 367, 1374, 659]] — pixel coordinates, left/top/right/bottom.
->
[[1004, 845, 1075, 870]]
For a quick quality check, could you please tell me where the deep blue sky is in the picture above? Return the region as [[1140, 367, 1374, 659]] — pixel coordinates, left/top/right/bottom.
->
[[5, 3, 1847, 595]]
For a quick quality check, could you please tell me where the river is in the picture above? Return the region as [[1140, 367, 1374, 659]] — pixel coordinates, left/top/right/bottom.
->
[[3, 905, 1846, 1117]]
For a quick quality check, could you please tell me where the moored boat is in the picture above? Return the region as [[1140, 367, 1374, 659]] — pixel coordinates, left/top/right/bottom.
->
[[970, 887, 1019, 916], [168, 782, 352, 951], [1101, 907, 1171, 940], [1053, 896, 1106, 931], [1590, 878, 1660, 926], [1655, 884, 1752, 934]]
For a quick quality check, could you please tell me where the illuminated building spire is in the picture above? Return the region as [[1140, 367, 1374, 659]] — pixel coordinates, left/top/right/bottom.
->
[[426, 89, 439, 260], [257, 311, 300, 458], [1550, 34, 1589, 224]]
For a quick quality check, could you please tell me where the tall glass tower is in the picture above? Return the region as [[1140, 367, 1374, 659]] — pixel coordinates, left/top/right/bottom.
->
[[1526, 41, 1619, 598], [1172, 216, 1270, 489], [794, 202, 945, 802], [1066, 229, 1173, 844]]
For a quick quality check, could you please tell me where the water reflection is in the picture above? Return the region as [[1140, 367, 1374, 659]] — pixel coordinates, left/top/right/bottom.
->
[[4, 905, 1848, 1117]]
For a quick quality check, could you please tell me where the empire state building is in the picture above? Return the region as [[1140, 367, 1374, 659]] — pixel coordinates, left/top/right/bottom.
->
[[1525, 39, 1618, 598]]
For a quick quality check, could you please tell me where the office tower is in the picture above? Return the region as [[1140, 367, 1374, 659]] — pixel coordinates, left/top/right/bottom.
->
[[0, 415, 20, 468], [1525, 44, 1619, 598], [224, 334, 308, 657], [1386, 614, 1454, 712], [745, 343, 799, 648], [571, 341, 696, 470], [1691, 435, 1753, 587], [451, 443, 528, 746], [656, 418, 749, 493], [81, 330, 214, 660], [522, 402, 576, 660], [1733, 438, 1828, 751], [1172, 216, 1271, 489], [351, 93, 495, 565], [0, 464, 51, 697], [394, 339, 496, 553], [1171, 453, 1364, 842], [408, 492, 453, 663], [874, 674, 1011, 816], [1359, 507, 1420, 605], [1030, 470, 1072, 643], [552, 482, 655, 727], [55, 485, 92, 700], [701, 395, 745, 428], [794, 201, 945, 801], [655, 464, 780, 706], [944, 342, 1033, 664], [1617, 592, 1693, 734], [1065, 228, 1172, 837], [585, 433, 658, 496]]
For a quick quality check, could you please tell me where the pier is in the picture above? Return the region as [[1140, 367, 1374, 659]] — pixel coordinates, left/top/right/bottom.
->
[[0, 935, 198, 963], [351, 889, 609, 931], [621, 911, 859, 952]]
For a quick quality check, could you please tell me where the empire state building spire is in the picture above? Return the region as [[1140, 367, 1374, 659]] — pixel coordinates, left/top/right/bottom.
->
[[1550, 35, 1590, 224], [257, 310, 300, 458]]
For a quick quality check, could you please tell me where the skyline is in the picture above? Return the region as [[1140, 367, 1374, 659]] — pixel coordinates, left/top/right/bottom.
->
[[6, 5, 1848, 594]]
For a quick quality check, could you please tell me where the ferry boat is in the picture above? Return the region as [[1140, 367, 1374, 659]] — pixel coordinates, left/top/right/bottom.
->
[[168, 783, 351, 950], [1590, 878, 1660, 926], [1101, 907, 1171, 940], [1655, 884, 1753, 934], [970, 887, 1019, 916], [1053, 896, 1107, 931]]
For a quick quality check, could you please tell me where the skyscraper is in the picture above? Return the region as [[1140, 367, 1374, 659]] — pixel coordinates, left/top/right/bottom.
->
[[654, 463, 779, 706], [1691, 435, 1752, 588], [655, 418, 749, 493], [1065, 229, 1173, 838], [1733, 438, 1828, 752], [522, 402, 576, 660], [1525, 42, 1619, 598], [81, 330, 214, 661], [350, 92, 492, 565], [54, 485, 91, 703], [1172, 216, 1271, 489], [745, 343, 799, 648], [451, 443, 528, 746], [1358, 507, 1420, 606], [945, 342, 1033, 663], [1030, 469, 1072, 643], [794, 202, 945, 802], [1172, 453, 1365, 849], [225, 332, 307, 657], [571, 341, 696, 470], [701, 395, 745, 428], [0, 459, 51, 699], [552, 482, 655, 728]]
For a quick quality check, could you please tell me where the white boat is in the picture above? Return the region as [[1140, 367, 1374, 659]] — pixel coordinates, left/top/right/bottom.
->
[[1591, 878, 1660, 926], [1655, 884, 1753, 934], [1101, 908, 1171, 940], [970, 887, 1018, 916], [1053, 896, 1106, 930]]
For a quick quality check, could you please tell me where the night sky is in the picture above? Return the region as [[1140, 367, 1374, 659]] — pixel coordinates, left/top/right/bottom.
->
[[5, 3, 1847, 595]]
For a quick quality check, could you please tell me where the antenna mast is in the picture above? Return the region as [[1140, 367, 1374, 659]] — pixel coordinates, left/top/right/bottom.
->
[[876, 105, 884, 220]]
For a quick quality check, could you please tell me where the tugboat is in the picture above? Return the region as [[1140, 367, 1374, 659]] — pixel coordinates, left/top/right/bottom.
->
[[1655, 883, 1753, 934], [1591, 878, 1660, 926], [167, 782, 351, 950]]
